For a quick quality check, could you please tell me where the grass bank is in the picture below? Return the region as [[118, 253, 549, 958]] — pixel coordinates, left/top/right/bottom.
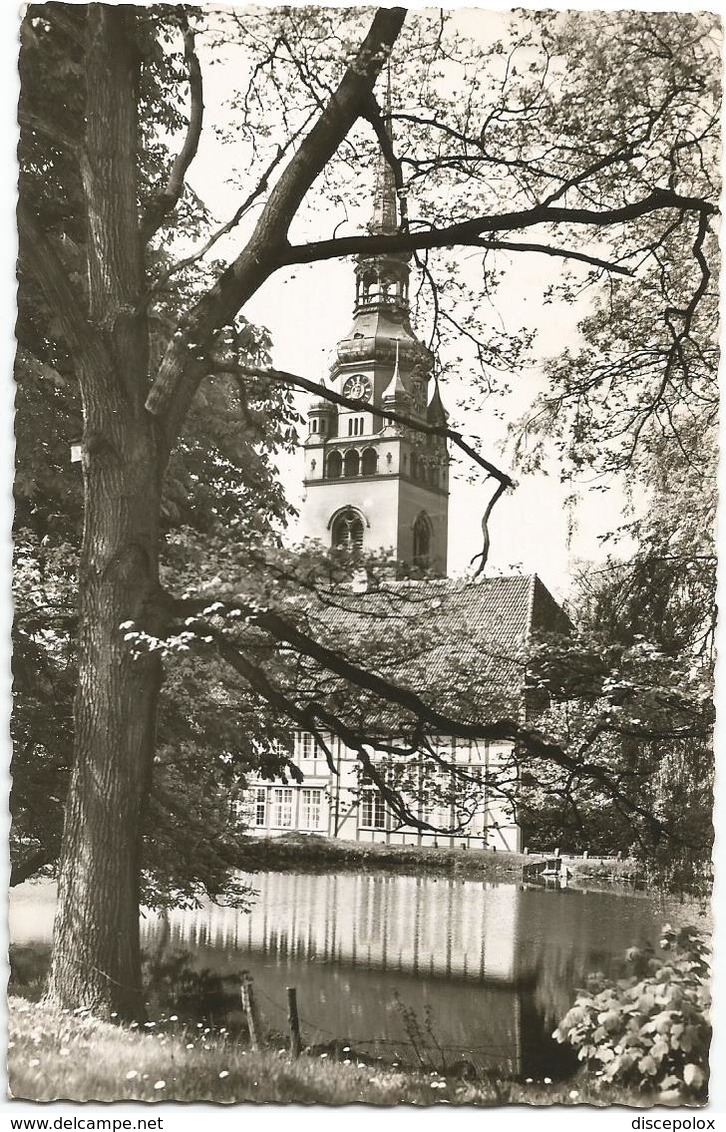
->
[[9, 997, 665, 1107], [232, 833, 640, 887], [235, 833, 527, 881]]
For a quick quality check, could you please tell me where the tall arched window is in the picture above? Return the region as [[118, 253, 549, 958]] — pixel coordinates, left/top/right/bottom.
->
[[326, 450, 343, 479], [413, 513, 432, 565], [344, 449, 360, 477], [331, 508, 364, 553], [361, 447, 378, 476]]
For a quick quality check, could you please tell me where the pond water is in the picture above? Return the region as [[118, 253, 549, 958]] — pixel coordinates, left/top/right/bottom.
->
[[9, 872, 690, 1080]]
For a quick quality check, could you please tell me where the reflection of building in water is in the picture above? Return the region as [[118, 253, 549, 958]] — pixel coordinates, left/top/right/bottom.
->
[[240, 124, 570, 852], [144, 874, 531, 1074], [151, 874, 521, 982], [9, 877, 665, 1079]]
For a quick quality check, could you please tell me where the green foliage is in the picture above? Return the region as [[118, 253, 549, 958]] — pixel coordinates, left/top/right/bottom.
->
[[554, 924, 711, 1103], [520, 629, 714, 886]]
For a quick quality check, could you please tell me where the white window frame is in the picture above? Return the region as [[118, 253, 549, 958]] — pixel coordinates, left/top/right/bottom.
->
[[360, 787, 386, 830], [272, 787, 294, 828], [253, 786, 267, 827], [301, 788, 323, 831]]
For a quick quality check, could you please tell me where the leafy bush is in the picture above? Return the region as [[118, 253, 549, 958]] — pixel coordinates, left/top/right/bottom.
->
[[554, 924, 711, 1103]]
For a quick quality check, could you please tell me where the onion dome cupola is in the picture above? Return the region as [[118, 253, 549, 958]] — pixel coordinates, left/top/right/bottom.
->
[[306, 378, 336, 442]]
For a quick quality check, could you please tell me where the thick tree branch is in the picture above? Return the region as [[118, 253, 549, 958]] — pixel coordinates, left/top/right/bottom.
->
[[280, 190, 717, 266], [144, 6, 407, 437], [143, 113, 316, 305], [141, 14, 204, 244], [163, 599, 680, 840]]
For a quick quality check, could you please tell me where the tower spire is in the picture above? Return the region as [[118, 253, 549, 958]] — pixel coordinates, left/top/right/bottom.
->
[[369, 65, 397, 236]]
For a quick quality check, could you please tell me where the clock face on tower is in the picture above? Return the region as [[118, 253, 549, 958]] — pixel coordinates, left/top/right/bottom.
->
[[343, 374, 372, 402]]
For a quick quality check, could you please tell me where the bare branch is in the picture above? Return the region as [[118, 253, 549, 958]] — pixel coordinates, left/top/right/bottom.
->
[[143, 113, 316, 305], [140, 13, 204, 245]]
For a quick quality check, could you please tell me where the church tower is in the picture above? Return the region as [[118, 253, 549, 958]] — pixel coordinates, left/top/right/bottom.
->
[[299, 116, 450, 575]]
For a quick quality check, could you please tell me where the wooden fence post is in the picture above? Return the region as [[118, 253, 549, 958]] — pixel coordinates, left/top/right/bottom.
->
[[240, 977, 263, 1051], [287, 986, 302, 1058]]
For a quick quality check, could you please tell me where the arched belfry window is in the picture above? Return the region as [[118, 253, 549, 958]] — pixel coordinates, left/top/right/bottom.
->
[[361, 447, 378, 476], [326, 450, 343, 479], [413, 512, 432, 565], [344, 449, 360, 478], [332, 508, 365, 553]]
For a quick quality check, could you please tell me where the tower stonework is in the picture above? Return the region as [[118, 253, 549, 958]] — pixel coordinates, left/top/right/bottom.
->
[[300, 138, 450, 574]]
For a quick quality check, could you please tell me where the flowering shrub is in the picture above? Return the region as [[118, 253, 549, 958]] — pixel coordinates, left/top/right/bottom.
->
[[554, 924, 711, 1103]]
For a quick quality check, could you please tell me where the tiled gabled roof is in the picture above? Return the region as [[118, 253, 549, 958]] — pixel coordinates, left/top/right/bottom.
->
[[297, 575, 571, 730]]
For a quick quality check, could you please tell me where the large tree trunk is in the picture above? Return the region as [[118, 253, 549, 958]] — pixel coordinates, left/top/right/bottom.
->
[[47, 416, 164, 1017], [45, 6, 161, 1018]]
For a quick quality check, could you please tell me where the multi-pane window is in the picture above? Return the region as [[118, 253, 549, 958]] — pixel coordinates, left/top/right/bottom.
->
[[360, 786, 386, 829], [253, 787, 267, 827], [236, 786, 267, 828], [272, 787, 294, 828], [296, 731, 319, 761], [301, 788, 323, 831]]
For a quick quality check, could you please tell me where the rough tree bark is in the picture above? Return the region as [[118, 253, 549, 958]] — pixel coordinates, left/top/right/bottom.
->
[[40, 8, 164, 1016]]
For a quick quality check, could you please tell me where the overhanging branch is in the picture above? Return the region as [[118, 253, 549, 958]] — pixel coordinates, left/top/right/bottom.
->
[[232, 362, 515, 488], [280, 190, 717, 266]]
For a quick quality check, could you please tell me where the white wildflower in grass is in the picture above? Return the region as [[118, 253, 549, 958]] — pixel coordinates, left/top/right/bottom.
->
[[130, 1021, 139, 1029], [144, 1021, 156, 1028], [153, 1080, 166, 1090], [110, 1012, 118, 1018], [196, 1023, 203, 1029], [525, 1078, 533, 1083], [29, 1059, 40, 1067], [569, 1090, 579, 1100], [343, 1059, 351, 1066], [170, 1015, 178, 1022], [219, 1071, 229, 1079], [544, 1077, 552, 1085], [125, 1071, 138, 1080], [320, 1053, 328, 1059], [343, 1046, 350, 1052]]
